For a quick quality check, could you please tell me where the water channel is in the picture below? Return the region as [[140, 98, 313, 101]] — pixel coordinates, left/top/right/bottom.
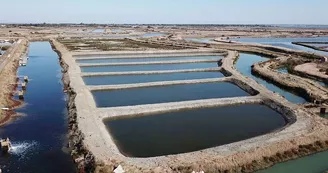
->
[[0, 42, 75, 173]]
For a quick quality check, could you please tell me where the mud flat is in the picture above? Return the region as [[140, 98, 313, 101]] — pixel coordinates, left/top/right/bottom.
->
[[48, 36, 328, 173]]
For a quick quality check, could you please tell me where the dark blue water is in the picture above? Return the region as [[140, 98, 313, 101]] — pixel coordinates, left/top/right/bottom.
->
[[235, 53, 306, 103], [76, 55, 221, 64], [105, 104, 286, 157], [93, 82, 249, 107], [81, 62, 220, 73], [232, 37, 328, 56], [0, 42, 75, 173], [84, 71, 224, 85]]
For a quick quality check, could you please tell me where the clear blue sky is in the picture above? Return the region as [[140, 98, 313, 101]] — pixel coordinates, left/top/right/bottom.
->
[[2, 0, 328, 24]]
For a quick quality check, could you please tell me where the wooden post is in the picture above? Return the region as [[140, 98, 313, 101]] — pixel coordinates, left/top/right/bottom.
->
[[320, 108, 326, 115], [0, 138, 12, 153], [18, 91, 24, 100], [21, 82, 26, 90], [24, 76, 28, 82]]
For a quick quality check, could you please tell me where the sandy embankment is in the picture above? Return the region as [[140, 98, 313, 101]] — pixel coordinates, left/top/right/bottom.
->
[[294, 63, 328, 84], [252, 59, 328, 102], [0, 39, 28, 126]]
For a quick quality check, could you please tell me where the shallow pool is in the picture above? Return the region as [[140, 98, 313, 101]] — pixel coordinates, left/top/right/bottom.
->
[[92, 29, 105, 33], [105, 104, 286, 157], [93, 82, 250, 107], [143, 32, 166, 38], [77, 55, 221, 64], [84, 71, 224, 85], [81, 62, 219, 73]]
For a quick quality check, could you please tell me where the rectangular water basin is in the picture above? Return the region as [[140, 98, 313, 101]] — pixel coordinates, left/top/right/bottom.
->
[[77, 55, 221, 64], [92, 82, 249, 107], [81, 62, 219, 73], [105, 104, 286, 157], [84, 71, 224, 85]]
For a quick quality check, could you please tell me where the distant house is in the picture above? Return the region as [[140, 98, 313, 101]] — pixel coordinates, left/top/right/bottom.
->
[[321, 57, 328, 63]]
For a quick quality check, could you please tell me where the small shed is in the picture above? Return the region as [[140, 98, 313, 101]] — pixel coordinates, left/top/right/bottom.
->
[[321, 57, 328, 63]]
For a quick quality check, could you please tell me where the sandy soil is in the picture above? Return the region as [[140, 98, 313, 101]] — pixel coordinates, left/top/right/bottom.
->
[[0, 39, 28, 126], [295, 63, 328, 82]]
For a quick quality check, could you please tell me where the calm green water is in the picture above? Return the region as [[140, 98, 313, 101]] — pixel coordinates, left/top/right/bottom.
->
[[81, 62, 220, 73], [77, 55, 221, 64], [256, 150, 328, 173], [105, 104, 286, 157], [84, 71, 224, 85], [93, 82, 249, 107], [235, 53, 306, 103]]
